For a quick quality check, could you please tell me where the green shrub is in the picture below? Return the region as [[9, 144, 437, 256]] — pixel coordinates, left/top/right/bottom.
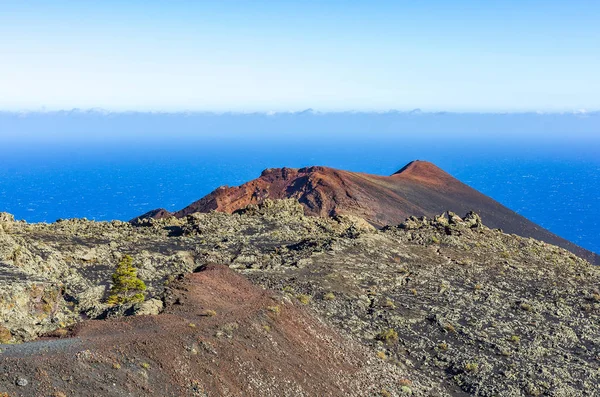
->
[[520, 302, 533, 312], [464, 362, 479, 372], [296, 294, 311, 304], [376, 329, 399, 344], [443, 323, 456, 333], [282, 285, 295, 294], [383, 298, 396, 308], [323, 292, 336, 301], [267, 305, 281, 315], [106, 255, 146, 305]]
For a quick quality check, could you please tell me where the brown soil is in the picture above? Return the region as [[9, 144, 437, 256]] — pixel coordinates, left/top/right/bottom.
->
[[0, 265, 405, 397]]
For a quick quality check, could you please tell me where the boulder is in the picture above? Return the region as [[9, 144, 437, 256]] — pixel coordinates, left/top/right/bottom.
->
[[0, 213, 15, 223], [434, 213, 449, 226], [400, 216, 423, 230], [464, 211, 483, 228], [447, 211, 463, 225], [134, 298, 164, 316]]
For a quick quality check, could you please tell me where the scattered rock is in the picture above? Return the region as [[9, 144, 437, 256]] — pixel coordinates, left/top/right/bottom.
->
[[16, 377, 28, 387]]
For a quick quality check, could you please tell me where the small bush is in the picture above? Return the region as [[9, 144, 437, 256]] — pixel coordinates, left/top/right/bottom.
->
[[377, 351, 387, 360], [323, 292, 336, 301], [296, 294, 311, 305], [376, 329, 399, 344], [520, 302, 533, 312], [282, 285, 295, 294], [464, 362, 479, 372], [509, 335, 521, 344], [53, 328, 69, 338], [383, 298, 396, 309], [443, 323, 456, 333], [267, 305, 281, 315], [202, 310, 217, 317], [106, 255, 146, 305]]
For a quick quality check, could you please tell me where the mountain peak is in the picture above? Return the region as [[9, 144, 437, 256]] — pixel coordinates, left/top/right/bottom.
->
[[393, 160, 434, 175], [154, 160, 597, 265], [392, 160, 456, 186]]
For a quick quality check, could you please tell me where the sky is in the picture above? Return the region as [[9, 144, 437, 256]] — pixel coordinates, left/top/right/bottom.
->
[[1, 1, 599, 112]]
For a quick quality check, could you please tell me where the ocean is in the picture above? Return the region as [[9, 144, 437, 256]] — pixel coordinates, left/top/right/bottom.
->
[[1, 131, 598, 255]]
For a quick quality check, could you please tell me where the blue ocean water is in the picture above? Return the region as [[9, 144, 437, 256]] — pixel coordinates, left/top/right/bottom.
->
[[1, 135, 599, 254]]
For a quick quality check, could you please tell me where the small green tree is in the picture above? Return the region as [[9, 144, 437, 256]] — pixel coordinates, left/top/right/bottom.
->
[[107, 255, 146, 305]]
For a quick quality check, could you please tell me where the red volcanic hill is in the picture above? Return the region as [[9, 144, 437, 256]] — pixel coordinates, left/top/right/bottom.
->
[[0, 265, 399, 396], [143, 160, 599, 265]]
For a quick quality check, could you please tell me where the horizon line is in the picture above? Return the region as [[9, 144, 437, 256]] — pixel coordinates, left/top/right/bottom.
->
[[1, 108, 598, 116]]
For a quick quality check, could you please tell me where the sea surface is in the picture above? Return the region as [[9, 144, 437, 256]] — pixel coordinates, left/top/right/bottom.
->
[[1, 134, 599, 254]]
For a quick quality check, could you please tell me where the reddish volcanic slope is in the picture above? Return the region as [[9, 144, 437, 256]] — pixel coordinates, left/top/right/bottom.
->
[[168, 160, 598, 265], [0, 265, 401, 396], [130, 208, 172, 223]]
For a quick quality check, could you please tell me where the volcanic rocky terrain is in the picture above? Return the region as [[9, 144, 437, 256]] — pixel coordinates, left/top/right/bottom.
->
[[1, 196, 599, 396], [136, 161, 599, 266]]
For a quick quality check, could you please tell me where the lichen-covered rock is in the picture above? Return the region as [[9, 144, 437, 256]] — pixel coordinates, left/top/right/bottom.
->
[[447, 211, 463, 224], [234, 198, 305, 218], [0, 212, 15, 223], [0, 272, 70, 341], [133, 298, 164, 316], [463, 211, 483, 228]]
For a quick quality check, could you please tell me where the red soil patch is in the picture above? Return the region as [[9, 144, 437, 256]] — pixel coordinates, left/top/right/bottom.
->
[[0, 265, 399, 396]]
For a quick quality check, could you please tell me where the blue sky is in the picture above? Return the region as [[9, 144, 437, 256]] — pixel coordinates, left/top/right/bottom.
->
[[1, 1, 599, 112]]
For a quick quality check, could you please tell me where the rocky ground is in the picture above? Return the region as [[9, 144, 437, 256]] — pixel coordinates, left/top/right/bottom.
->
[[0, 200, 599, 396]]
